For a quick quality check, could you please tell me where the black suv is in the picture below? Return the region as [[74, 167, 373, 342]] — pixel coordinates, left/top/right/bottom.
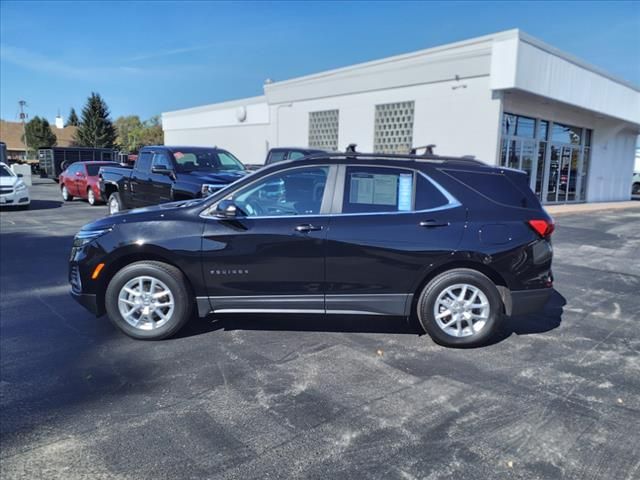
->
[[69, 152, 554, 347]]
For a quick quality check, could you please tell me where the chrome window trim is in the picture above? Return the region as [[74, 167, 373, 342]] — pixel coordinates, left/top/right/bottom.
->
[[199, 163, 461, 220]]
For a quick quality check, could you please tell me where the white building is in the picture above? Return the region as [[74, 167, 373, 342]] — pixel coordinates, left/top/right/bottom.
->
[[162, 29, 640, 204]]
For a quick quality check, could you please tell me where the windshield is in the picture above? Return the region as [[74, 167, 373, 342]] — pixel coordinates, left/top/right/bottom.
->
[[0, 165, 14, 177], [171, 149, 244, 173]]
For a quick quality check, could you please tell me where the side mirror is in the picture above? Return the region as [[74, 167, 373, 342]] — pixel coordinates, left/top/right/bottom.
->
[[215, 199, 240, 218], [17, 173, 23, 178]]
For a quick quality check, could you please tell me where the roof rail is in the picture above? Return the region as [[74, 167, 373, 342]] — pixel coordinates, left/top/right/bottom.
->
[[306, 151, 485, 165], [409, 144, 436, 155]]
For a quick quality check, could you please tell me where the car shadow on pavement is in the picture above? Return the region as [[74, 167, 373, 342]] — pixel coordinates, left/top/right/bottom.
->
[[176, 312, 420, 339]]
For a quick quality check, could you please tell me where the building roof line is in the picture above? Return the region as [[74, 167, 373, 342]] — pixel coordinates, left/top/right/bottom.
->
[[163, 95, 266, 118], [516, 31, 640, 92], [264, 30, 512, 90]]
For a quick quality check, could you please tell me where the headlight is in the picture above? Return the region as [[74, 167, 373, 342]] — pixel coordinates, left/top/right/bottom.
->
[[73, 228, 111, 247], [201, 184, 227, 197], [15, 182, 27, 192]]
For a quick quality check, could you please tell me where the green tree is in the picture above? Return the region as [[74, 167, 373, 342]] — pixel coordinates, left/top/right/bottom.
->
[[66, 108, 79, 127], [114, 115, 163, 152], [23, 116, 57, 154], [139, 115, 164, 147], [73, 92, 117, 148], [115, 115, 143, 152]]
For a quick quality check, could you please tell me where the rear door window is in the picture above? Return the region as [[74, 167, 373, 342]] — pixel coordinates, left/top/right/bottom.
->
[[340, 166, 451, 214], [342, 166, 414, 213]]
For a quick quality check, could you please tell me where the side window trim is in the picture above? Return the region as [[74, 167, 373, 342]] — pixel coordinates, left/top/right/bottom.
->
[[330, 164, 460, 216], [200, 164, 337, 219]]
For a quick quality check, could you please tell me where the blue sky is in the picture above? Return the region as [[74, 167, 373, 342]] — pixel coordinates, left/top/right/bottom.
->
[[1, 0, 639, 123]]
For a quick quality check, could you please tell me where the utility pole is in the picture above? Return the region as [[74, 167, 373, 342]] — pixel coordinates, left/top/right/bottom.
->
[[18, 100, 28, 159]]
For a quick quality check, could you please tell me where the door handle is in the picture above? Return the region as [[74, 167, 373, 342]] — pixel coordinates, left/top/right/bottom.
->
[[419, 220, 449, 228], [295, 224, 323, 233]]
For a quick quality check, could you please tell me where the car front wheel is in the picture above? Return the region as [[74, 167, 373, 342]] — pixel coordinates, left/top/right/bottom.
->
[[108, 192, 123, 214], [417, 268, 503, 347], [633, 183, 640, 195], [105, 261, 193, 340], [61, 184, 73, 201]]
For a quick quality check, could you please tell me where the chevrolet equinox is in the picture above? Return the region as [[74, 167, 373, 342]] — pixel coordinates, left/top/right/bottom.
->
[[69, 152, 554, 347]]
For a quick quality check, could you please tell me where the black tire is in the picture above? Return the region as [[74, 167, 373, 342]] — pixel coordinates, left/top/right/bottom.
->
[[416, 268, 503, 348], [105, 261, 193, 340], [633, 183, 640, 195], [61, 184, 74, 201], [107, 192, 123, 214]]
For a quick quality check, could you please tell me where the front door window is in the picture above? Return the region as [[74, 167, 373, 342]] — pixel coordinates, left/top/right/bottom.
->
[[232, 166, 329, 217]]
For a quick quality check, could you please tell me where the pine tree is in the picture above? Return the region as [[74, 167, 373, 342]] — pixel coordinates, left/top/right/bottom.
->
[[66, 108, 79, 127], [23, 116, 57, 153], [73, 93, 117, 148]]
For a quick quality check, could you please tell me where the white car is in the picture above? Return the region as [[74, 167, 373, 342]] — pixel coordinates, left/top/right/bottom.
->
[[0, 162, 30, 209]]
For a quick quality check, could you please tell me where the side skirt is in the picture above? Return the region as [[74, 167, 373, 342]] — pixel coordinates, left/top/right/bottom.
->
[[195, 294, 413, 317]]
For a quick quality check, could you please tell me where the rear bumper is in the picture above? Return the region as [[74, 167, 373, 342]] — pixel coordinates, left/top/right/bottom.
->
[[70, 291, 104, 316], [507, 288, 553, 316]]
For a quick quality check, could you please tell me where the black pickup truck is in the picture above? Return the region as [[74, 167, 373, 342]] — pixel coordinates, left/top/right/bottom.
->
[[99, 146, 247, 214]]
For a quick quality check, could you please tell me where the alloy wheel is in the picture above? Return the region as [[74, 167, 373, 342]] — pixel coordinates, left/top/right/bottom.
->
[[88, 189, 95, 205], [117, 276, 175, 330], [433, 283, 490, 338], [62, 186, 69, 200]]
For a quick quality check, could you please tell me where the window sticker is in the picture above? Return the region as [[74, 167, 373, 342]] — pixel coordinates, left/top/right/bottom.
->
[[349, 173, 398, 206], [398, 173, 413, 211]]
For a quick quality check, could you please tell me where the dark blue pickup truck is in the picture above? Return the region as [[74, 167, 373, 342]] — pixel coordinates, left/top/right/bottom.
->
[[99, 146, 247, 214]]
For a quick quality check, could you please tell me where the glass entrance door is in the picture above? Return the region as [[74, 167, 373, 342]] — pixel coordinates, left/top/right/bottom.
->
[[501, 113, 592, 204], [547, 144, 580, 202]]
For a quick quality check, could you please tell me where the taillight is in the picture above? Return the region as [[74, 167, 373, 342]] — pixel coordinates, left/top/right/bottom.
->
[[528, 219, 554, 238]]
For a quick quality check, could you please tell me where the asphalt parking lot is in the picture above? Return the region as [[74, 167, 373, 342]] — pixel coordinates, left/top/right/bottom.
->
[[1, 181, 639, 480]]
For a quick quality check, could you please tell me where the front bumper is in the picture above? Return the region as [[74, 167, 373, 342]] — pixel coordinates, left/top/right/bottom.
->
[[0, 190, 30, 206], [507, 287, 553, 316], [70, 291, 103, 316]]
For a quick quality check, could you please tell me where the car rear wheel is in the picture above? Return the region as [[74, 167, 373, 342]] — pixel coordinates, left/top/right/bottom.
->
[[87, 188, 98, 206], [108, 192, 123, 214], [61, 184, 73, 201], [417, 268, 503, 347], [105, 261, 193, 339]]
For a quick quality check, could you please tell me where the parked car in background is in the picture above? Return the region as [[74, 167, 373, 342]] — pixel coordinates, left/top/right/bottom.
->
[[70, 150, 554, 347], [632, 171, 640, 195], [38, 147, 120, 181], [59, 161, 119, 206], [99, 146, 247, 214], [0, 162, 30, 209], [265, 147, 327, 166]]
